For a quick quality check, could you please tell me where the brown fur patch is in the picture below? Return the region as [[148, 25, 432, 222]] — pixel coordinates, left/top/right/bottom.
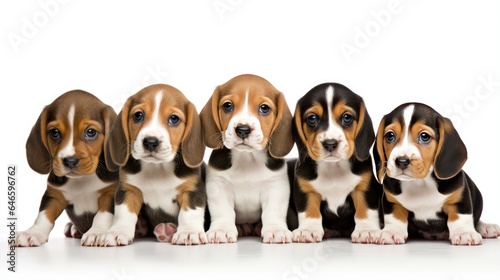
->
[[97, 183, 118, 212], [442, 186, 464, 222], [176, 176, 198, 211], [44, 187, 69, 223], [351, 171, 372, 220], [332, 101, 358, 159], [301, 103, 324, 160], [385, 192, 409, 223], [121, 183, 144, 214], [298, 178, 322, 219], [406, 121, 438, 178]]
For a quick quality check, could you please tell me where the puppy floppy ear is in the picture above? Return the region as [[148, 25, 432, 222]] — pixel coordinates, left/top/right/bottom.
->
[[372, 117, 387, 183], [181, 102, 205, 167], [106, 100, 131, 169], [354, 102, 375, 162], [200, 87, 222, 149], [269, 92, 294, 158], [101, 106, 119, 172], [26, 108, 51, 174], [434, 117, 467, 180], [292, 105, 309, 158]]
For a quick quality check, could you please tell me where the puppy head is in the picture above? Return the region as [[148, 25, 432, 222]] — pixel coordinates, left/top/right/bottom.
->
[[293, 83, 374, 162], [26, 90, 117, 177], [200, 74, 293, 158], [107, 84, 204, 169], [373, 103, 467, 182]]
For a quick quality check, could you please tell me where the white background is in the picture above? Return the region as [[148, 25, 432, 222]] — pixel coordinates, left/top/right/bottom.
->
[[1, 1, 499, 279]]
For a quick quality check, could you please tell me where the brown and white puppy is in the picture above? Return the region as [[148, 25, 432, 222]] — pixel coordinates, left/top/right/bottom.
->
[[200, 74, 294, 243], [17, 90, 118, 247], [373, 102, 500, 245], [291, 83, 382, 243], [93, 84, 206, 246]]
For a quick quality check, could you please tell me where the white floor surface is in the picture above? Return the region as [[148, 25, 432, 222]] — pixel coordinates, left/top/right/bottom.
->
[[4, 236, 500, 280]]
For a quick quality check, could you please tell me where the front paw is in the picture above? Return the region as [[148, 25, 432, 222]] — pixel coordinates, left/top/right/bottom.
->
[[374, 229, 408, 245], [351, 227, 379, 244], [450, 229, 483, 246], [292, 226, 324, 243], [476, 221, 500, 239], [262, 226, 293, 244], [172, 227, 207, 245], [97, 228, 134, 247], [207, 225, 238, 244], [81, 229, 106, 246], [16, 231, 48, 247]]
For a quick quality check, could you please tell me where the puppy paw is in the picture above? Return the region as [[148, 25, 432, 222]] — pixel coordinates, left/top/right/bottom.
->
[[476, 221, 500, 239], [172, 228, 207, 245], [81, 229, 107, 246], [15, 231, 48, 247], [154, 223, 177, 243], [64, 223, 82, 239], [262, 226, 293, 244], [374, 229, 407, 245], [97, 229, 134, 247], [292, 227, 324, 243], [450, 230, 483, 246], [207, 225, 238, 244], [351, 228, 377, 244]]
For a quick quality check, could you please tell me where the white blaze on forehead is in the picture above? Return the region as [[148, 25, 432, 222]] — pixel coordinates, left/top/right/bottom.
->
[[152, 91, 163, 128], [398, 104, 416, 150], [58, 104, 76, 158], [324, 85, 342, 139]]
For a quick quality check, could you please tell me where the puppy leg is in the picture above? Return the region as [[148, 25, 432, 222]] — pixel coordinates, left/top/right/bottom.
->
[[476, 220, 500, 238], [260, 180, 293, 244], [448, 214, 483, 245], [98, 184, 143, 246], [16, 188, 67, 247], [172, 207, 207, 245], [82, 184, 116, 246], [375, 201, 409, 245], [206, 179, 238, 243], [292, 212, 324, 243], [351, 182, 381, 244], [292, 180, 323, 243]]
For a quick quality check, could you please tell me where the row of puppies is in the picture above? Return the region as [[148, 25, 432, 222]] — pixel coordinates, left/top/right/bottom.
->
[[16, 74, 499, 247]]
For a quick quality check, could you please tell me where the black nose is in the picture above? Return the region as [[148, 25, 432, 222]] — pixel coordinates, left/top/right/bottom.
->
[[143, 137, 160, 152], [395, 157, 411, 170], [235, 125, 252, 139], [63, 157, 80, 169], [322, 139, 339, 152]]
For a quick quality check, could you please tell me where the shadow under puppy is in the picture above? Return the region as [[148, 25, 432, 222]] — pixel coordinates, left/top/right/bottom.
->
[[200, 74, 295, 243], [291, 83, 382, 243], [17, 90, 118, 247], [373, 102, 500, 245], [92, 84, 206, 246]]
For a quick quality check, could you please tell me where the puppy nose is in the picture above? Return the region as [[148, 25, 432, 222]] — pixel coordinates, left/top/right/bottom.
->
[[322, 139, 338, 152], [235, 125, 252, 139], [395, 157, 411, 170], [143, 137, 160, 152], [63, 157, 80, 169]]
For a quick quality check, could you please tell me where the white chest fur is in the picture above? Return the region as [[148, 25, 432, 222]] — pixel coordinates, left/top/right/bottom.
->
[[207, 150, 289, 224], [56, 173, 109, 215], [126, 162, 184, 216], [310, 160, 361, 215], [393, 175, 449, 221]]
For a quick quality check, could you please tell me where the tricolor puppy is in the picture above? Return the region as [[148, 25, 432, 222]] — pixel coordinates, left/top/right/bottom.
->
[[17, 90, 118, 247], [373, 102, 500, 245], [200, 74, 294, 243], [291, 83, 382, 243], [95, 84, 206, 246]]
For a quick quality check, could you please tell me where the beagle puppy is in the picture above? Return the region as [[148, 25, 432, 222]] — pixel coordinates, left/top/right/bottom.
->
[[373, 102, 500, 245], [94, 84, 206, 246], [200, 74, 294, 243], [291, 83, 382, 243], [17, 90, 118, 247]]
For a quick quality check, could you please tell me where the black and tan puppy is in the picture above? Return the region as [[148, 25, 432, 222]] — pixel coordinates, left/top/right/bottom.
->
[[291, 83, 382, 243], [17, 90, 118, 247], [93, 84, 207, 246], [373, 102, 500, 245]]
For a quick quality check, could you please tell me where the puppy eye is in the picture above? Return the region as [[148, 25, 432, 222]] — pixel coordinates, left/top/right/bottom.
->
[[133, 111, 144, 123], [85, 128, 98, 140], [306, 114, 319, 126], [341, 113, 354, 126], [385, 131, 396, 143], [418, 132, 431, 144], [222, 102, 233, 113], [49, 129, 61, 140], [168, 115, 180, 126], [258, 104, 271, 116]]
